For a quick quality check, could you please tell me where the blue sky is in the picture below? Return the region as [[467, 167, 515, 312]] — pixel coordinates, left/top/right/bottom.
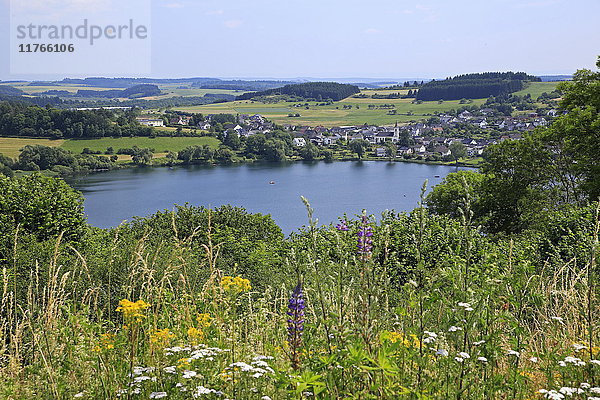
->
[[1, 0, 599, 80]]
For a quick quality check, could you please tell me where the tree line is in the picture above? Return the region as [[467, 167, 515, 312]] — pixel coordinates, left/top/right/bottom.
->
[[236, 82, 361, 102], [0, 102, 152, 138], [416, 72, 541, 101]]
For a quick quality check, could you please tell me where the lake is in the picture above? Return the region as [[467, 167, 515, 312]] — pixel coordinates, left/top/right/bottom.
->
[[66, 161, 468, 235]]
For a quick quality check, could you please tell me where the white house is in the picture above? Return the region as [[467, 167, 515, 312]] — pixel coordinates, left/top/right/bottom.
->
[[293, 138, 307, 147], [137, 118, 164, 127]]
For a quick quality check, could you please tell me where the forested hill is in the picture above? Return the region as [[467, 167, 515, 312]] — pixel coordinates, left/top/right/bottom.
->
[[236, 82, 361, 101], [416, 72, 541, 101]]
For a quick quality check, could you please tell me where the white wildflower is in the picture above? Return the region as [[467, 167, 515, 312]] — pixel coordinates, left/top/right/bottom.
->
[[74, 393, 85, 398], [529, 357, 539, 363], [448, 326, 463, 332], [192, 386, 216, 397], [182, 370, 197, 379], [550, 316, 564, 324], [558, 361, 567, 367], [507, 350, 520, 357], [436, 349, 449, 357], [591, 387, 600, 394], [473, 340, 486, 346], [573, 343, 587, 351], [590, 360, 600, 366], [133, 376, 152, 383], [564, 356, 586, 366], [477, 356, 488, 362], [229, 361, 253, 372], [458, 352, 470, 359], [580, 383, 590, 389], [455, 357, 464, 363], [559, 386, 584, 395], [149, 393, 167, 399], [253, 355, 274, 361], [540, 390, 564, 400], [163, 366, 177, 374], [261, 397, 272, 400], [252, 360, 270, 368]]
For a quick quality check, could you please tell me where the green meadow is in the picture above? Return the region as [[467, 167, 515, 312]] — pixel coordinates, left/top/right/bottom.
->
[[513, 81, 560, 98], [175, 91, 487, 127]]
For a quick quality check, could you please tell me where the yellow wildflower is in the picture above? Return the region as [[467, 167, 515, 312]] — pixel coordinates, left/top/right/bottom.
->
[[187, 327, 205, 344], [196, 313, 212, 328], [116, 299, 151, 321], [150, 328, 176, 346], [381, 331, 421, 348], [93, 332, 115, 352], [220, 368, 233, 381], [220, 276, 251, 294]]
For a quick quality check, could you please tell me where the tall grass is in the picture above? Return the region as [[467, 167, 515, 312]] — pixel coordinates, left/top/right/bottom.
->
[[0, 203, 598, 399]]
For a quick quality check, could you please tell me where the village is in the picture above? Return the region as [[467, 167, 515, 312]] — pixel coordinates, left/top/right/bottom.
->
[[137, 107, 556, 160]]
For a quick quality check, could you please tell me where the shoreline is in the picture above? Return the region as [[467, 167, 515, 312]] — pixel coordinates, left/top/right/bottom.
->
[[11, 155, 478, 179]]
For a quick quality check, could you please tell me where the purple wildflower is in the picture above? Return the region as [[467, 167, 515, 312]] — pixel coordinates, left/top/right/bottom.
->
[[287, 282, 305, 370], [335, 219, 349, 231], [357, 215, 373, 259]]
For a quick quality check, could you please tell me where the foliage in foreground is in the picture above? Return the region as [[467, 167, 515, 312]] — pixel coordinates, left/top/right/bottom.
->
[[0, 183, 598, 399]]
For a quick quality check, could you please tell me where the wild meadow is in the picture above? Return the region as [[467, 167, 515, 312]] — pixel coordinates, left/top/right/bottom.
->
[[0, 175, 598, 399], [1, 58, 599, 400]]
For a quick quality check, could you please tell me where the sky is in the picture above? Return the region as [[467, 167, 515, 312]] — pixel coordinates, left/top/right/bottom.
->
[[1, 0, 599, 81]]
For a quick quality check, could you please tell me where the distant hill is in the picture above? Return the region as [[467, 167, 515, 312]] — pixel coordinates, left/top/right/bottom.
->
[[416, 72, 541, 101], [76, 84, 161, 99], [538, 75, 572, 82], [193, 80, 297, 91], [0, 85, 25, 96], [236, 82, 360, 101], [61, 77, 221, 88]]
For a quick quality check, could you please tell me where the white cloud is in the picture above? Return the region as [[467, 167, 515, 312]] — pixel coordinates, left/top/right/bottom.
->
[[224, 20, 242, 29], [364, 28, 382, 35], [163, 2, 184, 9]]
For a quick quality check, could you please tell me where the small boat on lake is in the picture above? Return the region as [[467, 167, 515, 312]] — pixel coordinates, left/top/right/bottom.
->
[[269, 181, 275, 185]]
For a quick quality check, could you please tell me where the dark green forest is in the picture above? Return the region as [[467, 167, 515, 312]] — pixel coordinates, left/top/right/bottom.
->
[[236, 82, 361, 101], [416, 72, 541, 101], [0, 102, 152, 138]]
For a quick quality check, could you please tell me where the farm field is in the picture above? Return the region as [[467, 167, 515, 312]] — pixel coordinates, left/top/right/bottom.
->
[[0, 82, 247, 100], [0, 136, 220, 159], [513, 81, 560, 99], [174, 91, 487, 127], [0, 137, 64, 158]]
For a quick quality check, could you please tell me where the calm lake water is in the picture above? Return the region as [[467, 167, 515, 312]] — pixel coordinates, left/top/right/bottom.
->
[[66, 161, 468, 235]]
